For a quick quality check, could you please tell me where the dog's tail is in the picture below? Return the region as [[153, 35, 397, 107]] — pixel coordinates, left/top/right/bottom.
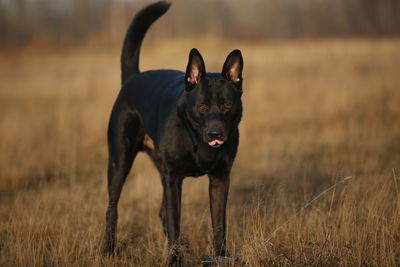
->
[[121, 1, 171, 84]]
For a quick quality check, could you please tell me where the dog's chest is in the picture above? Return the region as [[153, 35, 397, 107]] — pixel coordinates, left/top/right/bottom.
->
[[193, 146, 222, 173], [184, 149, 224, 177], [164, 144, 223, 177]]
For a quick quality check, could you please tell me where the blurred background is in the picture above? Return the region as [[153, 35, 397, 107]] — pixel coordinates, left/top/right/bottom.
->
[[1, 0, 400, 48], [1, 0, 400, 266]]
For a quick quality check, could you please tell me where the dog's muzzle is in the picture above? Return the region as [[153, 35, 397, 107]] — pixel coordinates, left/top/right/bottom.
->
[[206, 128, 225, 148]]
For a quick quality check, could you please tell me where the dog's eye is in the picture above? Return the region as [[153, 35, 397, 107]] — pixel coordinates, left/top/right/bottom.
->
[[222, 102, 232, 111], [198, 103, 209, 112]]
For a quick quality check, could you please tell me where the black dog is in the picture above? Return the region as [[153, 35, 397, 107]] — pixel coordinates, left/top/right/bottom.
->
[[102, 1, 244, 265]]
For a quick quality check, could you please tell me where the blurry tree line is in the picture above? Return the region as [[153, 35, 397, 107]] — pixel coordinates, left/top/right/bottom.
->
[[1, 0, 399, 47]]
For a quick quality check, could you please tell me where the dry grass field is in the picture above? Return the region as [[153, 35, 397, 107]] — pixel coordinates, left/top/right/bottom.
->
[[0, 37, 400, 266]]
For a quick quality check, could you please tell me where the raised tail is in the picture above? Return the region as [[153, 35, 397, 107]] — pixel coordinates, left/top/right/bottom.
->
[[121, 1, 171, 85]]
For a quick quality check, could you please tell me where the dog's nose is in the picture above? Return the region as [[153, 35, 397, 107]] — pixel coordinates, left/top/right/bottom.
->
[[207, 129, 223, 140]]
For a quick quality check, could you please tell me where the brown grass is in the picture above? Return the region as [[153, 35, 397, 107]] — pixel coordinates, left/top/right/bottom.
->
[[0, 37, 400, 266]]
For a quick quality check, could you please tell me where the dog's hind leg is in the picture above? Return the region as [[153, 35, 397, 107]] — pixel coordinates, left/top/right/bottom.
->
[[102, 102, 144, 255]]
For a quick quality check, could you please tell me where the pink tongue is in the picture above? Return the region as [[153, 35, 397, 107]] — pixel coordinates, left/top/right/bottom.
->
[[208, 140, 224, 146]]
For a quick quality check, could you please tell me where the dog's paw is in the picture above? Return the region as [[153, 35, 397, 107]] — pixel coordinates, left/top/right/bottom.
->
[[166, 254, 183, 267], [201, 256, 246, 267], [166, 245, 183, 267], [101, 241, 115, 257]]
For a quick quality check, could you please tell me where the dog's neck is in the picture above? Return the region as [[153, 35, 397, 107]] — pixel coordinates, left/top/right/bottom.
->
[[176, 104, 199, 153]]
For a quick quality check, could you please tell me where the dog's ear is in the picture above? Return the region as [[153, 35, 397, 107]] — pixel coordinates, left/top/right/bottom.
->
[[222, 49, 243, 86], [185, 48, 206, 90]]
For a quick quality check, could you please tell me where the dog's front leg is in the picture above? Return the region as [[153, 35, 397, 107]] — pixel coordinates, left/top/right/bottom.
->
[[208, 172, 230, 257], [164, 174, 183, 266]]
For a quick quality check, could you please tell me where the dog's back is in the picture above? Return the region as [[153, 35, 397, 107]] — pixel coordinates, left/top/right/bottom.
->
[[122, 69, 184, 143]]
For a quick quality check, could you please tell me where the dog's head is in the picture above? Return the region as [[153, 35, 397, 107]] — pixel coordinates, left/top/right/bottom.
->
[[180, 48, 243, 149]]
